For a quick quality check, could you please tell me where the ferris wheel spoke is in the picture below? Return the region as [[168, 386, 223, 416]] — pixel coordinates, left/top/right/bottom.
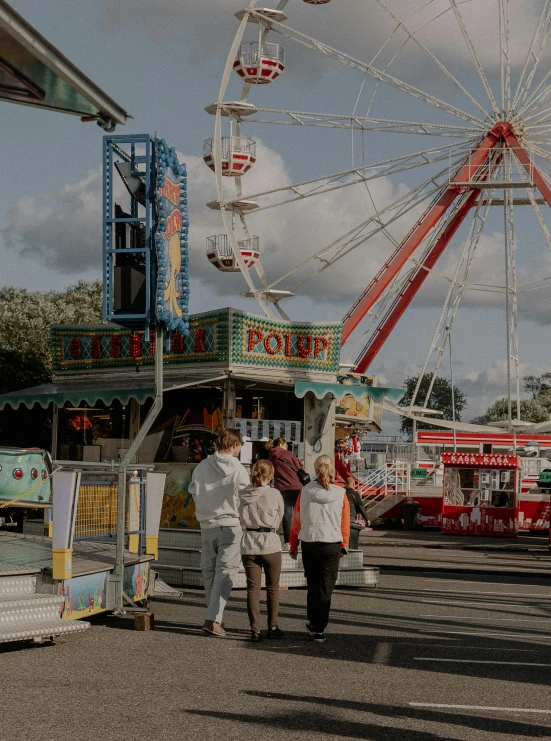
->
[[518, 71, 551, 121], [265, 172, 446, 292], [511, 0, 551, 112], [447, 0, 500, 118], [503, 157, 520, 421], [512, 156, 551, 253], [498, 0, 511, 114], [375, 0, 490, 120], [413, 194, 493, 408], [240, 140, 475, 212], [285, 178, 452, 293], [251, 10, 487, 127], [245, 108, 482, 136]]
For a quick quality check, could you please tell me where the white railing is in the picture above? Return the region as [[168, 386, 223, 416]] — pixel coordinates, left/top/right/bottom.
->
[[237, 41, 285, 65], [203, 136, 256, 159], [358, 461, 410, 500]]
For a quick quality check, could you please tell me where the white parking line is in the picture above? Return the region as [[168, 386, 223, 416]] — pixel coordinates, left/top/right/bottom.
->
[[418, 630, 551, 638], [414, 658, 551, 667], [410, 702, 551, 714], [422, 616, 549, 622], [422, 589, 551, 597], [421, 600, 549, 606]]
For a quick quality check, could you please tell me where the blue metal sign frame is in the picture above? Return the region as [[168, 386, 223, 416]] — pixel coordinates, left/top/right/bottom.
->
[[102, 134, 189, 335]]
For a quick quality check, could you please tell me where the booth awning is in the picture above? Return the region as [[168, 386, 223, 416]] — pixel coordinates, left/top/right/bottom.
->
[[0, 378, 155, 411], [0, 0, 129, 124], [294, 381, 404, 404]]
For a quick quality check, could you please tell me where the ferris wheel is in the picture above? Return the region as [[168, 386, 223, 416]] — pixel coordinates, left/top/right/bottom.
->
[[203, 0, 551, 418]]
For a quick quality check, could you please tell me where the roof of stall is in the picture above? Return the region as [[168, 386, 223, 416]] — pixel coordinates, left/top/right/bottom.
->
[[0, 376, 155, 411], [0, 368, 341, 411], [0, 0, 128, 125]]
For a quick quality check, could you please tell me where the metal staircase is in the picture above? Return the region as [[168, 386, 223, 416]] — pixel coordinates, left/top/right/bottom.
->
[[358, 462, 409, 520], [152, 529, 379, 588], [0, 564, 90, 645]]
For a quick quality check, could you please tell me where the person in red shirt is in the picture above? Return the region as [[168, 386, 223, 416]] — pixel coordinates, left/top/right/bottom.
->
[[267, 438, 302, 549]]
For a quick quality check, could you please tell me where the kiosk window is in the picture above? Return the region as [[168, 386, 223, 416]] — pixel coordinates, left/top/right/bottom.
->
[[445, 467, 515, 508]]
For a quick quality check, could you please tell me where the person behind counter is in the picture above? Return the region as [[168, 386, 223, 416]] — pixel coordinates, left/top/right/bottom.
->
[[239, 460, 285, 642], [189, 428, 250, 638], [290, 456, 350, 644], [345, 476, 371, 550], [266, 437, 302, 550]]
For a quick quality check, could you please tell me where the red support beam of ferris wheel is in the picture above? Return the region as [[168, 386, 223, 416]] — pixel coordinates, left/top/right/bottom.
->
[[353, 188, 480, 374], [341, 127, 502, 347], [500, 124, 551, 209]]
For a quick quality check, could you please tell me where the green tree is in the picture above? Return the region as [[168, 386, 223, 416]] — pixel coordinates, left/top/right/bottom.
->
[[472, 372, 551, 424], [523, 373, 551, 400], [0, 281, 102, 448], [399, 373, 467, 440], [472, 397, 551, 425]]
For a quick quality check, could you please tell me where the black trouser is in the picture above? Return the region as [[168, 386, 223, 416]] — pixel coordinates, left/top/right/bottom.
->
[[349, 522, 363, 550], [300, 541, 341, 633], [281, 489, 301, 543]]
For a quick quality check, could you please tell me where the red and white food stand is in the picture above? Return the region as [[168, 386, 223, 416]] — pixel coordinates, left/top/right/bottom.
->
[[442, 452, 521, 537]]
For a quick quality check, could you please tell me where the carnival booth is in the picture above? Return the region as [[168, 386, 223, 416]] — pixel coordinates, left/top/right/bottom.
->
[[417, 430, 551, 532], [442, 452, 521, 536]]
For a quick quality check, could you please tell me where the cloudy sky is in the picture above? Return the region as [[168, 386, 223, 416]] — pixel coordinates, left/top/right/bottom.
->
[[2, 0, 551, 427]]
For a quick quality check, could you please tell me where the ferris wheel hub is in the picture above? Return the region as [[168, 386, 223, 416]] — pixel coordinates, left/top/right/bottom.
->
[[234, 8, 288, 24]]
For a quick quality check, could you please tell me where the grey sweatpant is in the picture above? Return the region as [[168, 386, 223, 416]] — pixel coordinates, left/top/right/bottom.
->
[[200, 525, 242, 623]]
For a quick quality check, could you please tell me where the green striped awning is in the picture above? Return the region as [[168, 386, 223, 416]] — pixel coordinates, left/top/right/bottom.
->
[[294, 381, 404, 404], [0, 378, 155, 411]]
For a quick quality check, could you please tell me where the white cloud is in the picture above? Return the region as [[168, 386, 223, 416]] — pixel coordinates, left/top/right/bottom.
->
[[1, 138, 408, 315], [96, 0, 549, 112]]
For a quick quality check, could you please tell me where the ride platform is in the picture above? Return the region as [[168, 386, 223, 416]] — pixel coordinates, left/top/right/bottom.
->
[[0, 531, 153, 621]]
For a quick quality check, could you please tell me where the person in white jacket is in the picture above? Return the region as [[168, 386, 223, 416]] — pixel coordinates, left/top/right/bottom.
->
[[239, 459, 285, 642], [188, 428, 250, 637]]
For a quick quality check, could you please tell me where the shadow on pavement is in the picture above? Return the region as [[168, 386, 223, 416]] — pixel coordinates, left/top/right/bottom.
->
[[186, 705, 551, 739], [244, 691, 551, 738]]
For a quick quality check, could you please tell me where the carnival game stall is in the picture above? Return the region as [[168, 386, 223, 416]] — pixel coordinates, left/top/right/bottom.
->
[[417, 431, 551, 532], [442, 452, 521, 536]]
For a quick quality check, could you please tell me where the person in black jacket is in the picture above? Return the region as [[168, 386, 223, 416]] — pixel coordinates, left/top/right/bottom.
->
[[345, 477, 370, 550]]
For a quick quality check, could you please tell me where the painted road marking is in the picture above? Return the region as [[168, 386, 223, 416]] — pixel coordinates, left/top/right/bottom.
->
[[422, 616, 549, 621], [410, 703, 551, 714], [421, 599, 549, 606], [419, 629, 551, 638], [423, 589, 551, 597], [414, 658, 551, 667]]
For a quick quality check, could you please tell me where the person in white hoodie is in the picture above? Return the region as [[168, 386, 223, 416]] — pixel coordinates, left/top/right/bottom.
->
[[289, 455, 350, 644], [188, 428, 250, 637], [239, 459, 285, 642]]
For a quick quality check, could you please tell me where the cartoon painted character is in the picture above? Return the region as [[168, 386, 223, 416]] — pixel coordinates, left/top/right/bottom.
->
[[163, 232, 183, 319]]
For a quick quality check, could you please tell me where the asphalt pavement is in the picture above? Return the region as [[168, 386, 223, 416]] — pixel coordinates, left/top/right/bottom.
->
[[2, 544, 551, 741]]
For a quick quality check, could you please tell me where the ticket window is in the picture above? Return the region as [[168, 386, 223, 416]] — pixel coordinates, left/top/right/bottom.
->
[[445, 467, 516, 507]]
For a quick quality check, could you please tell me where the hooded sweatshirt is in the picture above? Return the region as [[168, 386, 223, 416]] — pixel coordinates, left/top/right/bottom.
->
[[188, 451, 250, 529], [238, 485, 284, 555], [269, 446, 302, 491], [289, 481, 350, 551]]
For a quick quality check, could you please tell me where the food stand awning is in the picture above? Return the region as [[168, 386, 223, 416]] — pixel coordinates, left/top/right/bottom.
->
[[294, 381, 405, 404], [0, 378, 155, 411], [0, 0, 129, 125]]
